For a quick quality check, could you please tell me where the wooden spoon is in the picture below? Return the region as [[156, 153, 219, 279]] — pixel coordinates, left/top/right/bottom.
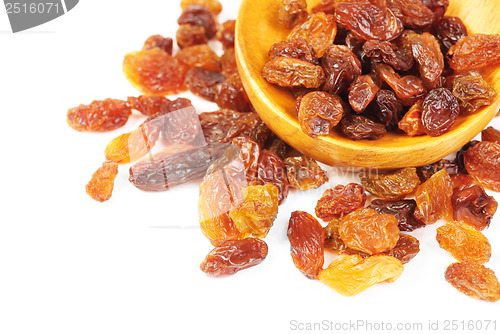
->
[[235, 0, 500, 169]]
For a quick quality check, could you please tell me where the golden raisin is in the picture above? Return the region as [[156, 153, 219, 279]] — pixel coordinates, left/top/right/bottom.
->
[[445, 261, 500, 302], [85, 160, 119, 202], [67, 99, 131, 132], [414, 169, 453, 224], [287, 12, 337, 58]]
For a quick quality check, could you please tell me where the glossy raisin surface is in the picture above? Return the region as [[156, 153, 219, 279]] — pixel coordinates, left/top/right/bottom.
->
[[482, 127, 500, 144], [175, 44, 221, 71], [414, 169, 453, 224], [434, 16, 467, 53], [143, 35, 173, 55], [398, 100, 425, 136], [341, 113, 387, 140], [369, 199, 426, 232], [452, 182, 497, 231], [176, 24, 208, 49], [269, 38, 319, 65], [445, 261, 500, 302], [278, 0, 308, 29], [451, 75, 495, 113], [287, 12, 337, 57], [178, 5, 218, 39], [67, 99, 131, 132], [448, 34, 500, 72], [421, 88, 459, 137], [284, 156, 328, 190], [464, 141, 500, 192], [262, 56, 326, 88], [297, 91, 344, 138], [407, 32, 444, 89], [361, 168, 420, 201], [315, 183, 367, 221], [348, 75, 380, 113], [216, 20, 236, 49], [185, 67, 226, 101], [321, 45, 362, 95]]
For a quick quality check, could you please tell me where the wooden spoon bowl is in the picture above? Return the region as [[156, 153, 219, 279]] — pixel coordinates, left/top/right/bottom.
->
[[235, 0, 500, 169]]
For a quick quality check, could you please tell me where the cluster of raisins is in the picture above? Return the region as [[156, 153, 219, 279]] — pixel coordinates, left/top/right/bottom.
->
[[263, 0, 500, 139]]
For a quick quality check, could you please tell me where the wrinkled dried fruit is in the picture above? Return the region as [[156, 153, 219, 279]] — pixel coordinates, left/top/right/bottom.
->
[[311, 0, 337, 14], [387, 0, 434, 29], [297, 91, 344, 138], [180, 0, 222, 15], [416, 159, 459, 183], [398, 100, 425, 136], [278, 0, 308, 29], [452, 182, 497, 231], [123, 49, 188, 95], [175, 44, 221, 71], [284, 156, 328, 190], [200, 238, 268, 276], [445, 261, 500, 302], [321, 45, 362, 94], [318, 255, 404, 296], [436, 221, 491, 264], [370, 89, 404, 130], [407, 32, 444, 89], [373, 64, 426, 103], [221, 48, 238, 77], [434, 16, 467, 53], [262, 56, 326, 88], [287, 12, 337, 57], [67, 99, 131, 132], [341, 113, 387, 140], [215, 75, 252, 113], [85, 160, 119, 202], [229, 184, 279, 239], [178, 5, 218, 39], [339, 207, 400, 255], [127, 96, 192, 117], [216, 20, 236, 49], [269, 38, 319, 65], [185, 67, 226, 101], [464, 141, 500, 192], [369, 199, 426, 232], [414, 168, 453, 224], [421, 88, 460, 137], [104, 128, 156, 164], [455, 140, 479, 174], [482, 126, 500, 144], [348, 75, 380, 113], [287, 211, 325, 278], [452, 75, 495, 113], [448, 34, 500, 72], [256, 150, 290, 204], [316, 183, 367, 221], [363, 39, 414, 72], [143, 35, 173, 55], [176, 24, 208, 49], [361, 168, 420, 201], [324, 219, 347, 251]]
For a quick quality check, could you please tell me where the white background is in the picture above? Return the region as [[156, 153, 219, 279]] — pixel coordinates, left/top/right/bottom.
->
[[0, 1, 499, 333]]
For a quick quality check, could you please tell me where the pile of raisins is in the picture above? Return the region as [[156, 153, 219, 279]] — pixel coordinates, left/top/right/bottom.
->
[[67, 0, 500, 302], [263, 0, 500, 139]]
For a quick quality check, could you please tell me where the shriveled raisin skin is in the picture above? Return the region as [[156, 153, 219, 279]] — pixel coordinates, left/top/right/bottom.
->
[[414, 169, 453, 224], [175, 44, 221, 71], [269, 38, 319, 65], [452, 182, 498, 231], [216, 20, 236, 50], [369, 199, 426, 232], [284, 156, 328, 190], [297, 91, 344, 138], [398, 100, 425, 136], [348, 75, 380, 113], [416, 159, 459, 183], [434, 16, 467, 54], [176, 24, 208, 49], [436, 221, 491, 264], [445, 261, 500, 302], [315, 183, 367, 221], [421, 88, 460, 137], [339, 208, 400, 255], [451, 75, 495, 114], [465, 141, 500, 192], [370, 90, 404, 130], [67, 99, 131, 132], [482, 127, 500, 144], [229, 184, 279, 239], [256, 150, 290, 205], [287, 211, 325, 279], [321, 45, 362, 95], [341, 113, 387, 141], [143, 35, 173, 55], [215, 75, 252, 113], [287, 12, 337, 58], [200, 238, 268, 277], [178, 5, 218, 39], [455, 140, 479, 174], [185, 68, 226, 101], [85, 160, 119, 202], [448, 34, 500, 72], [123, 49, 189, 95], [386, 0, 434, 29], [278, 0, 308, 29], [363, 39, 414, 72], [262, 56, 326, 89], [324, 219, 347, 251], [407, 32, 444, 89], [373, 64, 426, 104], [361, 168, 420, 201], [318, 255, 404, 296]]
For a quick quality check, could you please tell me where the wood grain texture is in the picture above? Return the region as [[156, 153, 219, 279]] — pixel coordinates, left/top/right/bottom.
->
[[235, 0, 500, 169]]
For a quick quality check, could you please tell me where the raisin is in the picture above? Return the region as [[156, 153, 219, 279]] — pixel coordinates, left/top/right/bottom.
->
[[175, 44, 221, 71], [315, 183, 367, 221], [386, 0, 434, 29], [398, 99, 425, 136], [85, 160, 119, 202], [361, 168, 420, 201], [129, 143, 227, 192], [318, 255, 404, 296], [363, 39, 414, 72], [451, 75, 495, 113], [161, 106, 205, 146], [448, 34, 500, 72], [406, 32, 444, 89], [180, 0, 222, 15], [369, 199, 426, 232], [421, 88, 460, 137], [341, 113, 387, 140], [123, 49, 189, 95], [324, 219, 347, 251], [287, 211, 325, 278], [370, 89, 403, 129], [464, 141, 500, 192], [104, 128, 156, 164], [482, 126, 500, 144], [321, 45, 362, 95], [216, 20, 236, 49], [421, 0, 448, 24], [221, 48, 238, 77], [269, 38, 319, 65], [414, 168, 453, 224], [434, 16, 467, 54], [416, 159, 459, 183], [278, 0, 308, 29], [373, 64, 426, 103], [262, 56, 326, 88], [127, 96, 192, 117], [215, 75, 252, 113], [348, 75, 380, 113], [178, 5, 218, 39], [185, 67, 226, 101], [142, 35, 173, 55], [287, 12, 337, 57], [229, 184, 279, 239], [445, 261, 500, 302], [266, 137, 292, 160], [452, 182, 498, 231], [284, 156, 328, 190], [338, 207, 400, 255], [455, 140, 479, 174], [436, 221, 491, 264], [334, 1, 403, 41], [67, 99, 131, 132], [176, 24, 208, 49], [198, 170, 243, 246], [297, 91, 344, 138], [311, 0, 337, 15], [256, 150, 290, 205], [200, 238, 268, 277]]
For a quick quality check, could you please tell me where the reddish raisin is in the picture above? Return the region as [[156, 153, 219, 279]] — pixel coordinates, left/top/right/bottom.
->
[[262, 56, 326, 88], [178, 5, 218, 39], [176, 24, 208, 49], [185, 67, 226, 101], [421, 88, 459, 137], [315, 183, 367, 221], [143, 35, 173, 55], [297, 91, 344, 138], [448, 34, 500, 72], [216, 20, 236, 49], [278, 0, 308, 29], [175, 44, 221, 71], [464, 141, 500, 192], [67, 99, 131, 132], [269, 38, 319, 65], [85, 160, 119, 202], [369, 199, 426, 232]]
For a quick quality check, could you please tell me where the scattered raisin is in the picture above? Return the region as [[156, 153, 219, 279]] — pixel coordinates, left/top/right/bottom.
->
[[369, 199, 426, 232], [143, 35, 173, 55], [416, 159, 459, 183], [284, 156, 328, 190], [178, 5, 218, 39], [67, 99, 131, 132], [414, 168, 453, 224], [361, 168, 420, 201], [185, 67, 226, 101], [464, 141, 500, 192], [452, 182, 498, 231], [175, 44, 221, 71], [445, 261, 500, 302], [482, 126, 500, 144], [315, 183, 367, 221], [176, 24, 208, 49], [85, 160, 119, 202], [455, 140, 479, 174], [180, 0, 222, 15], [216, 20, 236, 49]]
